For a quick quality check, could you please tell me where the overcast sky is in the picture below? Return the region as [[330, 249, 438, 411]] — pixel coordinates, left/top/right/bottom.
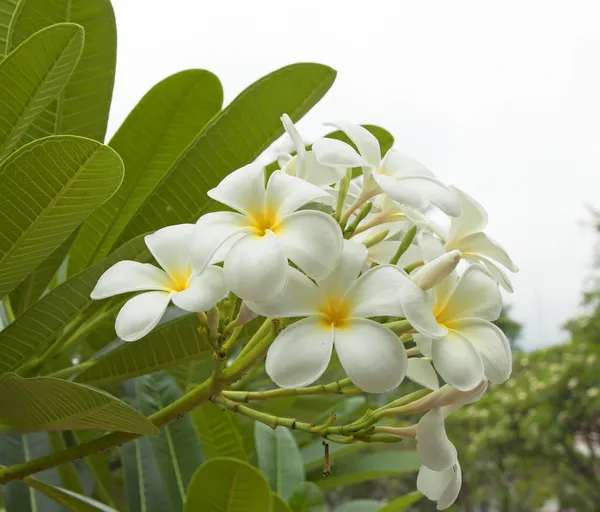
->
[[110, 0, 600, 350]]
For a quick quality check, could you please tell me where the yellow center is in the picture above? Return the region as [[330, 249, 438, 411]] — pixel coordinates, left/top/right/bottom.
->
[[167, 268, 193, 292], [247, 208, 281, 237], [318, 297, 351, 329]]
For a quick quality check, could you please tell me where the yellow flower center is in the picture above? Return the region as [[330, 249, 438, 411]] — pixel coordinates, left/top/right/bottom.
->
[[167, 267, 193, 292], [247, 208, 281, 237], [318, 297, 351, 329]]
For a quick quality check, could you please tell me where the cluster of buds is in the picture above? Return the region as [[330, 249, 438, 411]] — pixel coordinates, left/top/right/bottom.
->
[[91, 115, 517, 509]]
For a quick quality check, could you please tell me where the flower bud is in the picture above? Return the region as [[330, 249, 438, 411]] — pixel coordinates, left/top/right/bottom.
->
[[235, 302, 257, 326], [410, 250, 462, 291], [399, 380, 487, 415]]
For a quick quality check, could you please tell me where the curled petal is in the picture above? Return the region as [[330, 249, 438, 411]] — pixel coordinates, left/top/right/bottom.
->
[[414, 333, 433, 358], [319, 240, 367, 295], [266, 171, 332, 217], [266, 317, 334, 388], [281, 114, 306, 157], [224, 231, 287, 301], [448, 186, 488, 241], [400, 284, 448, 338], [399, 176, 461, 217], [207, 162, 266, 216], [144, 224, 195, 279], [334, 319, 407, 393], [348, 265, 407, 317], [91, 261, 171, 299], [432, 330, 485, 391], [437, 463, 462, 510], [115, 291, 172, 342], [371, 173, 428, 210], [276, 210, 343, 280], [474, 258, 514, 293], [416, 409, 457, 471], [301, 151, 346, 186], [325, 121, 381, 167], [170, 266, 228, 312], [453, 232, 518, 272], [380, 149, 433, 177], [417, 465, 454, 502], [313, 137, 370, 168], [407, 357, 439, 390]]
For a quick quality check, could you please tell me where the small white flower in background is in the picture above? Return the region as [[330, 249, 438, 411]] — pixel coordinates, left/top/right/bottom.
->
[[91, 224, 227, 342], [249, 241, 409, 394], [191, 162, 343, 302], [312, 122, 461, 216], [444, 186, 518, 292]]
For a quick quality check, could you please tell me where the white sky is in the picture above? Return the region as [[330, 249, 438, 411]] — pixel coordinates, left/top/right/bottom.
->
[[110, 0, 600, 350]]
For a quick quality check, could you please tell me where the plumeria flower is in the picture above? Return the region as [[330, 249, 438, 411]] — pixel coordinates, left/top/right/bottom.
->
[[248, 241, 409, 393], [312, 122, 461, 216], [417, 462, 462, 511], [91, 224, 227, 342], [191, 163, 343, 301], [279, 114, 346, 187], [444, 186, 518, 292]]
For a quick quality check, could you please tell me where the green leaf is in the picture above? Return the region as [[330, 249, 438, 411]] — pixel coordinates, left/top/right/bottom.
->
[[0, 0, 18, 58], [254, 422, 305, 501], [133, 373, 203, 511], [69, 69, 223, 275], [0, 235, 148, 374], [288, 482, 326, 512], [192, 402, 247, 461], [0, 135, 123, 297], [0, 373, 158, 435], [7, 0, 117, 143], [378, 492, 423, 511], [184, 457, 271, 512], [335, 501, 382, 512], [313, 451, 421, 491], [168, 356, 213, 392], [24, 477, 119, 511], [74, 315, 211, 386], [47, 431, 84, 494], [0, 23, 84, 159], [271, 493, 292, 512], [117, 63, 336, 244]]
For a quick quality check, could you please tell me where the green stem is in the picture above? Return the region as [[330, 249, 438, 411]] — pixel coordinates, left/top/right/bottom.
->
[[334, 170, 352, 222], [382, 319, 413, 334], [2, 296, 16, 323], [222, 378, 359, 401], [45, 360, 96, 379], [221, 325, 243, 352], [345, 202, 372, 235], [404, 260, 424, 273], [390, 225, 417, 265]]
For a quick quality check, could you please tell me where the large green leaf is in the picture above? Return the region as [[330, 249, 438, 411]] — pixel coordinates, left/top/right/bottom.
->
[[378, 492, 423, 511], [7, 0, 117, 143], [0, 0, 18, 58], [254, 422, 305, 501], [47, 431, 84, 494], [134, 373, 203, 511], [192, 402, 247, 461], [313, 451, 421, 491], [69, 69, 224, 275], [74, 315, 211, 386], [117, 63, 336, 244], [0, 23, 83, 160], [0, 373, 158, 434], [271, 493, 292, 512], [288, 482, 326, 512], [0, 135, 123, 297], [24, 477, 119, 511], [184, 457, 271, 512], [0, 235, 148, 374]]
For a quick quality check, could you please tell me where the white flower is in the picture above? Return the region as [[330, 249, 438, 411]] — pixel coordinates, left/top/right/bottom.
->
[[250, 241, 409, 393], [279, 114, 346, 186], [312, 122, 460, 216], [91, 224, 227, 341], [445, 186, 518, 292], [191, 163, 343, 301], [417, 463, 462, 511]]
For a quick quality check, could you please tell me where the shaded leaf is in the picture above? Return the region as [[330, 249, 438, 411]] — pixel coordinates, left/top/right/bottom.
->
[[255, 423, 305, 501], [0, 135, 123, 297], [47, 431, 84, 494], [379, 492, 423, 511], [271, 493, 292, 512], [0, 373, 158, 435], [69, 69, 223, 274], [7, 0, 117, 143], [184, 457, 271, 512], [24, 477, 119, 511], [117, 63, 336, 245], [168, 356, 213, 392], [288, 482, 326, 512], [192, 402, 247, 461], [335, 501, 382, 512], [0, 0, 18, 58], [0, 23, 83, 159]]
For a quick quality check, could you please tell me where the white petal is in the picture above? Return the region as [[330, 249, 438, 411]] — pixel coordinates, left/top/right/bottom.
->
[[474, 258, 514, 293], [368, 241, 421, 267], [437, 264, 502, 323], [91, 261, 170, 299], [454, 232, 518, 272], [265, 317, 333, 388], [399, 177, 461, 217], [334, 318, 407, 393], [418, 232, 458, 307], [441, 380, 488, 417], [281, 114, 306, 157], [207, 162, 266, 216], [451, 318, 512, 384], [246, 267, 320, 318], [432, 331, 485, 391], [348, 265, 407, 317], [417, 465, 454, 501], [191, 212, 247, 272], [416, 409, 457, 471], [380, 149, 434, 177], [144, 224, 195, 279], [414, 333, 433, 358], [448, 186, 488, 241], [266, 170, 332, 216], [170, 266, 228, 312], [276, 210, 343, 280], [436, 464, 462, 510], [371, 173, 428, 210], [278, 153, 293, 170], [115, 291, 172, 342], [407, 358, 439, 390], [224, 231, 288, 301], [325, 122, 381, 167], [301, 151, 346, 186], [312, 137, 370, 168], [318, 240, 367, 295], [400, 284, 448, 338]]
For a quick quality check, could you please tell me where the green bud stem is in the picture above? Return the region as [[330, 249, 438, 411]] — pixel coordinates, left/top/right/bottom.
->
[[222, 378, 359, 402], [404, 260, 424, 273], [390, 225, 417, 266], [334, 170, 353, 222], [362, 229, 389, 248], [345, 202, 373, 235]]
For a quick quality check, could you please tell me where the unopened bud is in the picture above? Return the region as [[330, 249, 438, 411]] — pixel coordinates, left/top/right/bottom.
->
[[235, 302, 257, 326], [410, 250, 462, 291], [399, 380, 488, 415]]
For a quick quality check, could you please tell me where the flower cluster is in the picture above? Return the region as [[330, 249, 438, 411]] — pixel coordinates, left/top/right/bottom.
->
[[91, 115, 518, 509]]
